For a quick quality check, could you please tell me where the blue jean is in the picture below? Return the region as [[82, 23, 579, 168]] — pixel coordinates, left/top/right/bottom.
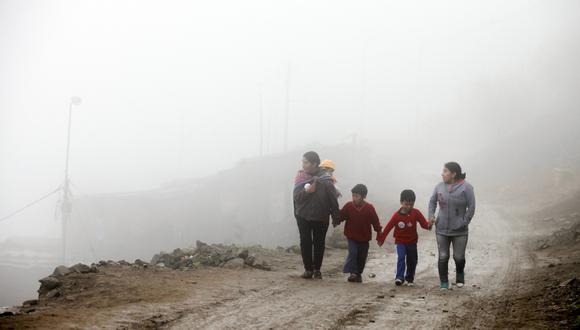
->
[[343, 239, 369, 274], [396, 243, 418, 282]]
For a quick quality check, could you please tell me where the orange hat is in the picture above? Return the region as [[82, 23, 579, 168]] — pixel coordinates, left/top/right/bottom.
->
[[320, 159, 336, 170]]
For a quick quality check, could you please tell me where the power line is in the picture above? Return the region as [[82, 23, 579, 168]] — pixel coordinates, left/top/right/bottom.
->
[[0, 187, 61, 223]]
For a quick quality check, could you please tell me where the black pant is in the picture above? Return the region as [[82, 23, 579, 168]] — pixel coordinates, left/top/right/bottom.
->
[[296, 217, 329, 272]]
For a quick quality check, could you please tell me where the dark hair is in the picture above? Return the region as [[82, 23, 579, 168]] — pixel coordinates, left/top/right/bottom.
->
[[400, 189, 416, 202], [303, 151, 320, 167], [351, 184, 368, 198], [445, 162, 467, 180]]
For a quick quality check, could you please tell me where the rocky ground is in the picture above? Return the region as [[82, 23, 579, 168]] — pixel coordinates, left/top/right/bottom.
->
[[0, 197, 579, 329]]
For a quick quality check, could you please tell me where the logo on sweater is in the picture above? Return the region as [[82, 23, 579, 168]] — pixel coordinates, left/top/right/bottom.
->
[[397, 221, 405, 229], [407, 222, 413, 227]]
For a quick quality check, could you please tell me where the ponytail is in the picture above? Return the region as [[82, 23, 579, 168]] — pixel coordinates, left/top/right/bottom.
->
[[445, 162, 466, 180]]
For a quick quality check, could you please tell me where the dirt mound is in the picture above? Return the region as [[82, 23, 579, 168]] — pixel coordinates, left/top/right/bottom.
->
[[536, 213, 580, 250]]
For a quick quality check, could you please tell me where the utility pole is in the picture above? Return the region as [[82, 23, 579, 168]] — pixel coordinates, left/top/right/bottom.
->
[[283, 63, 291, 152], [259, 84, 264, 156], [61, 96, 81, 264]]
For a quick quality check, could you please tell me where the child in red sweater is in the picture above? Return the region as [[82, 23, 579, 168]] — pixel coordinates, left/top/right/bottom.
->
[[334, 184, 382, 283], [377, 190, 431, 286]]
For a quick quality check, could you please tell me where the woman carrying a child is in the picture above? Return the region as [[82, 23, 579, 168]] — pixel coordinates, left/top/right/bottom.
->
[[293, 151, 340, 280], [428, 162, 476, 289]]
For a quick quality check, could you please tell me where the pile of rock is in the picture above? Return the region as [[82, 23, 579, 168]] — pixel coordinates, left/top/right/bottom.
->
[[327, 226, 348, 249], [150, 240, 272, 271], [38, 263, 98, 299]]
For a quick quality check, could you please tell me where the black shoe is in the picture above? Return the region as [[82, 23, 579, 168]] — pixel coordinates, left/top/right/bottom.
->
[[347, 273, 358, 282], [355, 274, 363, 283], [313, 270, 322, 279], [301, 271, 313, 279]]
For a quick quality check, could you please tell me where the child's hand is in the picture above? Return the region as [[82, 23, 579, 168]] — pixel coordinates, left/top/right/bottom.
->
[[305, 181, 317, 193]]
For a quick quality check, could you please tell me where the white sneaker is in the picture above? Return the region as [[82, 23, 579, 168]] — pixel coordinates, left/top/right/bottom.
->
[[456, 282, 464, 288], [395, 279, 403, 286], [405, 282, 414, 287]]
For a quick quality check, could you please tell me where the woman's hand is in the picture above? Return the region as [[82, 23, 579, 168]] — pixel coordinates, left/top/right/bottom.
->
[[429, 216, 436, 226]]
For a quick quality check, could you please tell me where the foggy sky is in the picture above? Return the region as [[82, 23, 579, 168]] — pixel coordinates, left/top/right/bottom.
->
[[1, 0, 580, 240]]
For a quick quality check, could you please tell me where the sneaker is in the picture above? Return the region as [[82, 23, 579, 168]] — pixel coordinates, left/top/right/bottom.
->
[[347, 273, 358, 282], [395, 279, 403, 286], [313, 270, 322, 280], [456, 272, 465, 287], [355, 274, 363, 283], [301, 271, 313, 279], [405, 281, 414, 287], [440, 282, 449, 290]]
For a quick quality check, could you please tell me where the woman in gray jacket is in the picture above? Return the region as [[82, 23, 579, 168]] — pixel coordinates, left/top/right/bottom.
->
[[428, 162, 475, 289]]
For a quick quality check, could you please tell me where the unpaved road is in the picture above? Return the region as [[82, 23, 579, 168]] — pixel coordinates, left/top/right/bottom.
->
[[0, 203, 573, 329]]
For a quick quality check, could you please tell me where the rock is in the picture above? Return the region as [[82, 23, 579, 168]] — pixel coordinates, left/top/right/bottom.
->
[[71, 263, 92, 274], [244, 254, 256, 266], [196, 240, 209, 250], [134, 259, 148, 267], [238, 249, 249, 260], [223, 258, 246, 269], [285, 245, 301, 254], [22, 299, 38, 306], [38, 276, 60, 292], [45, 288, 61, 299], [0, 311, 14, 317], [368, 273, 376, 278], [327, 228, 348, 249], [250, 256, 271, 271], [118, 260, 131, 266], [559, 278, 576, 287], [52, 265, 72, 277]]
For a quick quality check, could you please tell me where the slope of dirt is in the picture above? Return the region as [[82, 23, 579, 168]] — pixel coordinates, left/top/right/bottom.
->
[[1, 199, 579, 329]]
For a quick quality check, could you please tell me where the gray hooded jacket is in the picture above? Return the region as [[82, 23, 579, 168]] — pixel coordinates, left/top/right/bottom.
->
[[428, 180, 475, 236]]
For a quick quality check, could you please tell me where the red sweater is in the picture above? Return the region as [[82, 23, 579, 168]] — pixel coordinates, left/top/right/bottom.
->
[[378, 208, 429, 245], [339, 201, 382, 242]]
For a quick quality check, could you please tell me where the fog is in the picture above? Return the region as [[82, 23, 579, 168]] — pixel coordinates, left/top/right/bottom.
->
[[1, 0, 580, 306]]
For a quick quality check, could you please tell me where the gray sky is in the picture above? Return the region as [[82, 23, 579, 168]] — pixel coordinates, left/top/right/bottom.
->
[[1, 0, 579, 240]]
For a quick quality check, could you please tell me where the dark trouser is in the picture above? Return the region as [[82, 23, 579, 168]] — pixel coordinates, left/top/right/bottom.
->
[[343, 239, 369, 275], [296, 217, 329, 272], [436, 234, 468, 283], [395, 243, 418, 282]]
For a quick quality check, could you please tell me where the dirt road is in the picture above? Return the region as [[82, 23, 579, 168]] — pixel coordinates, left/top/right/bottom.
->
[[1, 202, 577, 329]]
